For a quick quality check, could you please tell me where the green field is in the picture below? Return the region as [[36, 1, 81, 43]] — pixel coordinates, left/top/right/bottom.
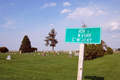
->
[[0, 52, 120, 80]]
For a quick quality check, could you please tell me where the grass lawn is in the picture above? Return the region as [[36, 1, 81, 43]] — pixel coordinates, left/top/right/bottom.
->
[[0, 52, 120, 80]]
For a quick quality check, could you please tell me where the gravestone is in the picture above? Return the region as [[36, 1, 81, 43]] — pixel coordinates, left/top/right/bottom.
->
[[19, 50, 22, 54], [42, 53, 45, 56], [54, 54, 56, 56], [6, 55, 12, 60], [38, 53, 40, 55], [69, 51, 72, 54], [74, 49, 79, 56], [57, 52, 60, 55], [68, 55, 73, 57], [74, 53, 79, 56]]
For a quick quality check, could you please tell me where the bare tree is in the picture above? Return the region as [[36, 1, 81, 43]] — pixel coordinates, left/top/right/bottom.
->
[[82, 21, 87, 27], [101, 40, 107, 49]]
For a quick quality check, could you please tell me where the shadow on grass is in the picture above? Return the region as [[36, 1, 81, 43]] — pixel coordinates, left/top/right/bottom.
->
[[84, 76, 104, 80], [0, 58, 6, 60]]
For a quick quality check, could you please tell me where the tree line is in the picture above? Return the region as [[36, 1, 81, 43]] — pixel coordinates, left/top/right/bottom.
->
[[0, 28, 58, 53], [19, 28, 58, 53], [0, 27, 114, 58]]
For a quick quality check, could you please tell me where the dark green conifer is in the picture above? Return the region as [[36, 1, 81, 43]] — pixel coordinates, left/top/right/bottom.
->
[[19, 35, 31, 53]]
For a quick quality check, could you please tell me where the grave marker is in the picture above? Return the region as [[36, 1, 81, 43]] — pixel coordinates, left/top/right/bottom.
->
[[68, 55, 73, 57], [69, 51, 72, 54], [6, 55, 12, 60], [57, 52, 60, 55], [42, 53, 45, 56]]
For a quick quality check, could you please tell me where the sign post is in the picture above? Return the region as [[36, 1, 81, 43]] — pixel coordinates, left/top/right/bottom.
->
[[77, 44, 84, 80], [65, 27, 101, 80]]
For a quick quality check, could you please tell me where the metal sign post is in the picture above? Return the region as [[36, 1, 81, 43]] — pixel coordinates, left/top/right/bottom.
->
[[77, 44, 84, 80]]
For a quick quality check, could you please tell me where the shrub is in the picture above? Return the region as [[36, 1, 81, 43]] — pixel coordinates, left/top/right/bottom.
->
[[104, 52, 108, 55], [84, 44, 105, 60], [0, 47, 9, 53], [118, 48, 120, 51], [31, 47, 37, 52], [107, 47, 113, 54]]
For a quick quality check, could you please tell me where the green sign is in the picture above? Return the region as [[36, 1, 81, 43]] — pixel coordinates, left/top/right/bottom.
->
[[65, 27, 101, 44]]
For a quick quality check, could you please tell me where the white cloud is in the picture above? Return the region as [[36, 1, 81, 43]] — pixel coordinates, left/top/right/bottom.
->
[[49, 24, 54, 26], [41, 2, 56, 8], [1, 20, 17, 29], [110, 21, 119, 30], [4, 21, 15, 27], [63, 2, 71, 6], [96, 10, 108, 15], [112, 35, 117, 38], [67, 7, 108, 19], [96, 7, 101, 10], [10, 3, 15, 6], [61, 9, 71, 13], [67, 7, 94, 19], [100, 18, 120, 31], [114, 11, 118, 13], [90, 1, 93, 4]]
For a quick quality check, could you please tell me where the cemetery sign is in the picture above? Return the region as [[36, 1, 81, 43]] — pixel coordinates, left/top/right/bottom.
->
[[65, 27, 101, 44], [65, 27, 101, 80]]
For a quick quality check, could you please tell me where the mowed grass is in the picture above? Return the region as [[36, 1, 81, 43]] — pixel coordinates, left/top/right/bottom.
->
[[0, 52, 120, 80]]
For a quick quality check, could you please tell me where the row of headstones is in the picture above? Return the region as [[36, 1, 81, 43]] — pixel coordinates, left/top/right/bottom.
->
[[69, 51, 79, 56], [6, 52, 79, 60], [19, 51, 79, 56], [6, 53, 51, 60], [6, 53, 46, 60], [6, 51, 79, 60]]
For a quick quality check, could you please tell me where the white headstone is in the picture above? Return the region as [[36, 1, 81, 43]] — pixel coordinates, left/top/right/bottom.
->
[[6, 55, 12, 60], [75, 49, 79, 56], [74, 53, 79, 56], [38, 53, 40, 55], [57, 52, 60, 55], [19, 50, 22, 54], [69, 51, 72, 54]]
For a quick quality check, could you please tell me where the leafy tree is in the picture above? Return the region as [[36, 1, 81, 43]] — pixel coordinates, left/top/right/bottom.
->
[[19, 35, 31, 53], [44, 28, 58, 53], [0, 47, 9, 53]]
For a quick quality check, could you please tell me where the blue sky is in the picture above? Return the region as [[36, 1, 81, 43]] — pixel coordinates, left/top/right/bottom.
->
[[0, 0, 120, 51]]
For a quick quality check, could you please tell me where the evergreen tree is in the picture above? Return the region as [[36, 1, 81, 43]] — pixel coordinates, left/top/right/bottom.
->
[[44, 28, 58, 53], [19, 35, 31, 53]]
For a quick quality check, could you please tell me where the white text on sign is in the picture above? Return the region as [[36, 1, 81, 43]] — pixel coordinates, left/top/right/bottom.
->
[[72, 29, 92, 42]]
